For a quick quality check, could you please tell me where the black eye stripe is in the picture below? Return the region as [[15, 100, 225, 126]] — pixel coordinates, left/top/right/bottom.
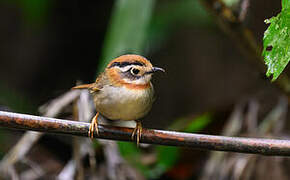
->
[[108, 61, 144, 68]]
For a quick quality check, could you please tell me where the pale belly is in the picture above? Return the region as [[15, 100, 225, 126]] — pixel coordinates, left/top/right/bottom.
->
[[92, 85, 154, 121]]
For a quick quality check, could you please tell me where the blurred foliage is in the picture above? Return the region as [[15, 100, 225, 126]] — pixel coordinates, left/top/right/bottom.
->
[[2, 0, 50, 26], [148, 0, 212, 50], [263, 0, 290, 81], [21, 0, 50, 26], [118, 113, 212, 179], [119, 142, 179, 179], [222, 0, 239, 7], [0, 85, 35, 113], [170, 113, 212, 133], [98, 0, 155, 73], [0, 0, 48, 113], [184, 113, 212, 132], [98, 0, 211, 73]]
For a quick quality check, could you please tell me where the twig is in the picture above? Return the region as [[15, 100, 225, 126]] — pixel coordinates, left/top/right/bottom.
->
[[99, 140, 124, 180], [0, 132, 41, 170], [245, 99, 259, 133], [0, 90, 80, 177], [72, 92, 86, 180], [0, 111, 290, 156], [57, 160, 76, 180], [77, 91, 97, 176], [57, 142, 94, 180], [200, 97, 288, 179], [200, 102, 245, 180], [58, 90, 96, 180], [222, 98, 288, 179], [38, 90, 81, 117], [8, 165, 19, 180], [239, 0, 250, 21], [20, 158, 45, 180], [258, 97, 288, 134]]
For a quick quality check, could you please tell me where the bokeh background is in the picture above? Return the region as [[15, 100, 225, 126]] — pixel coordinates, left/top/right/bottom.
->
[[0, 0, 289, 179]]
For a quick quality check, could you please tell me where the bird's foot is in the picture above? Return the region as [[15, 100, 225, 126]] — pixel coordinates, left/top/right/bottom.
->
[[88, 112, 99, 139], [131, 121, 142, 146]]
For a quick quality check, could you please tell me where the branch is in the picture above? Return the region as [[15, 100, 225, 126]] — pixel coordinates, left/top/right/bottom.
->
[[0, 111, 290, 156]]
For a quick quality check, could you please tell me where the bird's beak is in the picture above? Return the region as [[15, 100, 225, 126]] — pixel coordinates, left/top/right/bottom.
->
[[146, 67, 165, 74], [152, 67, 165, 73]]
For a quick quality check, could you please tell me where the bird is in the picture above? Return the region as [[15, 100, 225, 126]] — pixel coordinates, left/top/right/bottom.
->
[[72, 54, 165, 145]]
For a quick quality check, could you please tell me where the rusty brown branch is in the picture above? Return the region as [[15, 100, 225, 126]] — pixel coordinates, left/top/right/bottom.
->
[[0, 111, 290, 156]]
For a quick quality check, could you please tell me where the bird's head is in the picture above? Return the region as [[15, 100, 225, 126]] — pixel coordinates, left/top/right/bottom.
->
[[106, 54, 165, 89]]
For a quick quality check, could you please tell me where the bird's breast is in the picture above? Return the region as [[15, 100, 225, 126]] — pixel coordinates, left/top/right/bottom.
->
[[92, 84, 154, 121]]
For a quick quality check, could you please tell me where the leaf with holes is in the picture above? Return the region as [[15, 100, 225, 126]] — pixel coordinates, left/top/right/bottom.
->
[[262, 0, 290, 81]]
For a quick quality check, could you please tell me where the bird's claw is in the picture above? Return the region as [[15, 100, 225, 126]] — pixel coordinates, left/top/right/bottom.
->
[[131, 121, 142, 146], [88, 112, 99, 139]]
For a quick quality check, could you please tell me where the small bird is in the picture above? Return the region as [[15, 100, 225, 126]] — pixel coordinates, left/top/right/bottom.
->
[[73, 54, 164, 144]]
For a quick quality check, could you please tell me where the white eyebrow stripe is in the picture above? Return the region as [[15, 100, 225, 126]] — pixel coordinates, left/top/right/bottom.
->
[[118, 65, 135, 72]]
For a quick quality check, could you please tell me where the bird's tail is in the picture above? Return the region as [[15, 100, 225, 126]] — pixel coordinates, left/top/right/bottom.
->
[[72, 83, 94, 90]]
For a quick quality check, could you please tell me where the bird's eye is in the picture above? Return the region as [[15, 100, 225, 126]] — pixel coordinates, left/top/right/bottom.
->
[[131, 68, 140, 75]]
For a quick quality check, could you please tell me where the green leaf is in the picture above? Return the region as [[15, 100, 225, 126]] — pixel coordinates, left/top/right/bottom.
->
[[118, 141, 140, 158], [282, 0, 290, 10], [170, 113, 212, 132], [146, 114, 212, 178], [118, 142, 151, 176], [154, 146, 179, 174], [98, 0, 155, 74], [184, 113, 212, 132], [118, 141, 179, 179], [262, 0, 290, 81]]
